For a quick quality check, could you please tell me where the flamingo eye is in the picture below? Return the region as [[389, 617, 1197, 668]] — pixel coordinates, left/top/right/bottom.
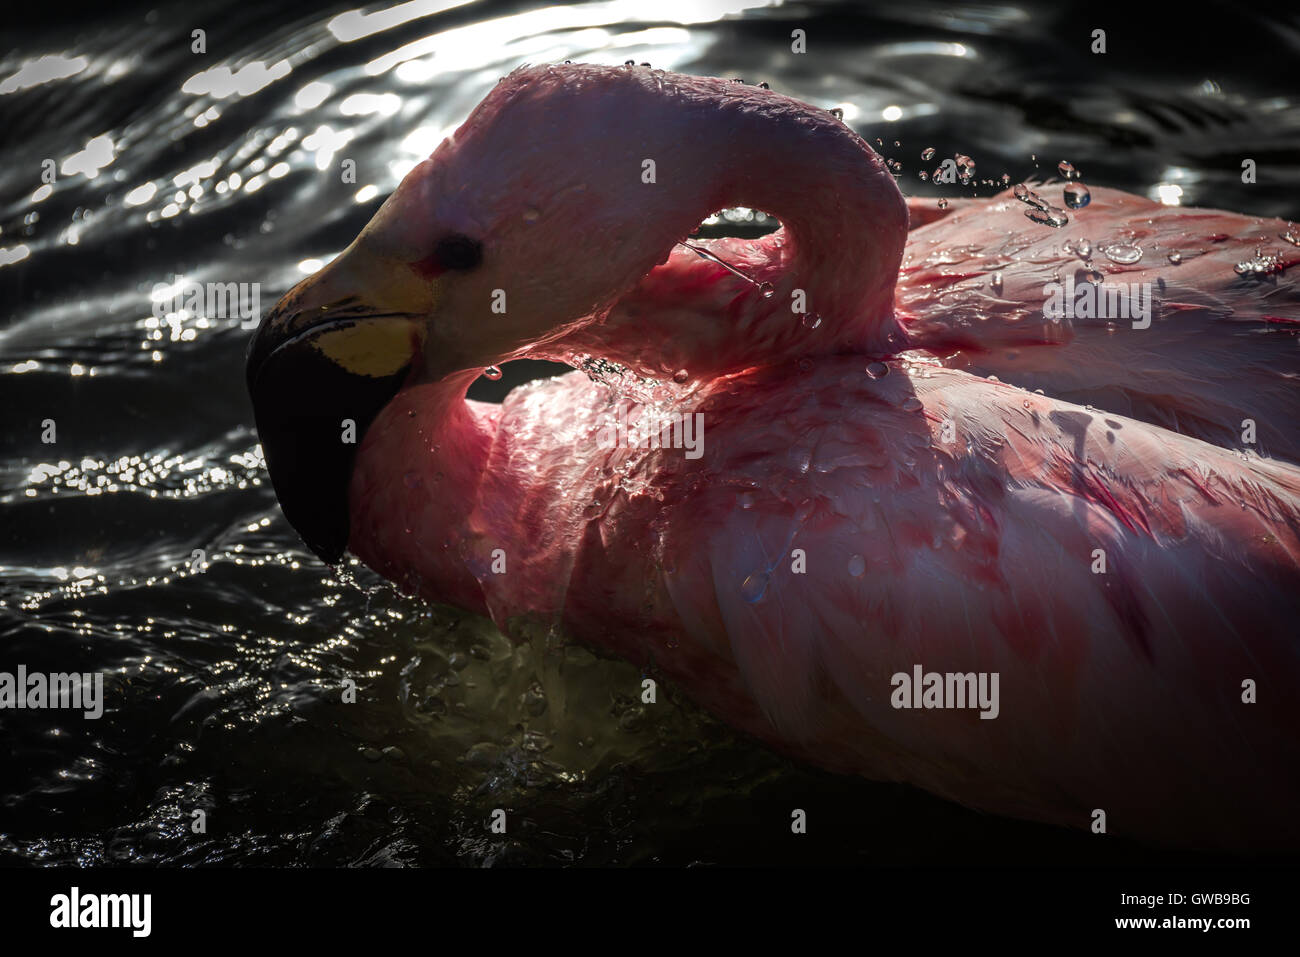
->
[[433, 233, 483, 271]]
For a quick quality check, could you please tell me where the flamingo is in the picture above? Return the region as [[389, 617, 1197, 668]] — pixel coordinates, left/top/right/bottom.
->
[[246, 64, 1300, 850]]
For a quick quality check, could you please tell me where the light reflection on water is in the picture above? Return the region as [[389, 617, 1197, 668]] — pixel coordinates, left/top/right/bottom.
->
[[1, 0, 1294, 864]]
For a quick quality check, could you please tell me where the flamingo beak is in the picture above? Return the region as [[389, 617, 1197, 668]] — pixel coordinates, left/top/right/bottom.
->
[[246, 245, 433, 564]]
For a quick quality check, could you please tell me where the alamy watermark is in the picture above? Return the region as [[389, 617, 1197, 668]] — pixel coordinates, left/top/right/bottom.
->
[[891, 664, 1000, 719], [1043, 275, 1153, 329], [150, 274, 262, 328], [0, 665, 104, 719], [50, 887, 150, 937], [595, 403, 704, 459]]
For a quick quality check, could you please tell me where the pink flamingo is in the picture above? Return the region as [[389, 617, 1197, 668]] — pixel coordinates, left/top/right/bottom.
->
[[247, 64, 1300, 849]]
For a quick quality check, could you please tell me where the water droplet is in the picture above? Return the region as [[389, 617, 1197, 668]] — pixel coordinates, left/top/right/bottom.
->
[[1014, 182, 1068, 224], [918, 171, 929, 181], [679, 239, 771, 295], [1022, 400, 1031, 409], [1102, 243, 1143, 265], [758, 81, 770, 89], [1077, 267, 1105, 285], [624, 59, 635, 66], [901, 396, 922, 412], [1280, 230, 1299, 247], [1057, 160, 1078, 179], [758, 281, 775, 299], [937, 198, 948, 209], [801, 312, 823, 329], [1076, 238, 1093, 259], [921, 147, 936, 161], [865, 361, 889, 379], [740, 570, 770, 603], [848, 555, 866, 577], [672, 368, 688, 383], [830, 107, 844, 120], [483, 365, 502, 380], [893, 140, 901, 147], [1167, 251, 1182, 264], [1063, 182, 1091, 208], [522, 206, 540, 222], [1233, 248, 1282, 276], [1025, 206, 1069, 228]]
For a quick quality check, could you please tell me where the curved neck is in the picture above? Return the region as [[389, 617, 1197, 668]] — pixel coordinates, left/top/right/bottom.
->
[[349, 370, 498, 615], [523, 68, 910, 377], [704, 105, 908, 351]]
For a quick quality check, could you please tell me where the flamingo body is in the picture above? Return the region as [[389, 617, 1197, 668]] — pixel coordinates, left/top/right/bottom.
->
[[249, 63, 1300, 849], [351, 356, 1300, 848]]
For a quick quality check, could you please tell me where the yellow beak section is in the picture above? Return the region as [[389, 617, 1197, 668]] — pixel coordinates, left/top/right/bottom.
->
[[311, 317, 424, 379]]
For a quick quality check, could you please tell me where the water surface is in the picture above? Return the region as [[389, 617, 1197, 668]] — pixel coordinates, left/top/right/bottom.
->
[[2, 0, 1295, 865]]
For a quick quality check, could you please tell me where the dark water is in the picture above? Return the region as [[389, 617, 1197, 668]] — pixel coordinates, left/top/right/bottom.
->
[[2, 0, 1296, 866]]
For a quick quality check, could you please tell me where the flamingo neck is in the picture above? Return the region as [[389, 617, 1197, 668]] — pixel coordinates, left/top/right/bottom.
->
[[348, 370, 497, 615], [542, 78, 910, 378]]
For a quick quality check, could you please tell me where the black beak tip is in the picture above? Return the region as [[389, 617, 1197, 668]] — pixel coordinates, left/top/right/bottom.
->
[[246, 328, 409, 568]]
